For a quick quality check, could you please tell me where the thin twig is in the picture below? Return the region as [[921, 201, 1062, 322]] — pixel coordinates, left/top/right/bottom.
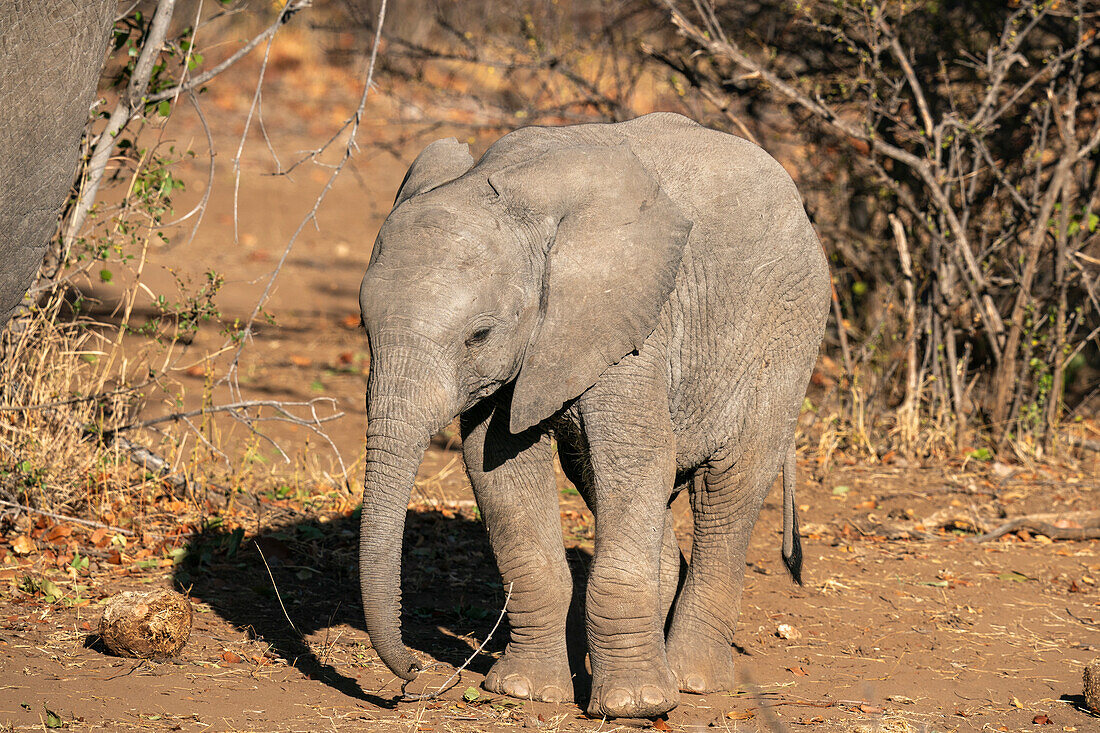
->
[[144, 1, 312, 104], [62, 0, 178, 253], [104, 398, 343, 434], [255, 540, 302, 637], [400, 581, 514, 702]]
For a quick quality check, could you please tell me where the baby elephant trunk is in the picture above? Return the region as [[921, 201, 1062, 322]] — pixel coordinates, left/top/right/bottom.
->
[[359, 376, 452, 681]]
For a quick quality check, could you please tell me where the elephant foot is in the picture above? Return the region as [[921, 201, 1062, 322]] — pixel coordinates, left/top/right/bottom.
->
[[587, 664, 679, 718], [483, 651, 573, 703], [667, 636, 735, 694]]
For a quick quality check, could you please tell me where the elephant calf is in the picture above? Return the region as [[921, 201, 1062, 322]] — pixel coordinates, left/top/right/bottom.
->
[[358, 112, 829, 718]]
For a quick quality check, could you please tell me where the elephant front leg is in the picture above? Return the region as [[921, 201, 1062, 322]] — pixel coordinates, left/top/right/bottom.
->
[[461, 402, 574, 704], [578, 375, 679, 718]]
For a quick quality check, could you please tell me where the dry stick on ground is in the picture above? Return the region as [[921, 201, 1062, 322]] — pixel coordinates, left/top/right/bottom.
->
[[0, 499, 135, 535], [113, 435, 188, 496], [974, 511, 1100, 542]]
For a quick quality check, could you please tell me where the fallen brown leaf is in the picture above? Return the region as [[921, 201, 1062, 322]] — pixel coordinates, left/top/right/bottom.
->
[[1032, 714, 1052, 725], [11, 536, 35, 555], [787, 665, 809, 676], [221, 650, 243, 664], [289, 355, 312, 367], [726, 709, 755, 720], [652, 718, 672, 731]]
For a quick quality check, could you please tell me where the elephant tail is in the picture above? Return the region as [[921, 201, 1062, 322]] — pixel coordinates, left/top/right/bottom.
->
[[781, 443, 803, 585]]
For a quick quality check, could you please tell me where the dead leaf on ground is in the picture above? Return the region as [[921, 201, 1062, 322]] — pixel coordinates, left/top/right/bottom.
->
[[652, 717, 672, 731], [11, 536, 35, 555], [289, 355, 312, 367], [787, 665, 809, 676], [1032, 714, 1052, 725], [221, 650, 243, 664], [777, 623, 801, 640], [726, 709, 756, 720]]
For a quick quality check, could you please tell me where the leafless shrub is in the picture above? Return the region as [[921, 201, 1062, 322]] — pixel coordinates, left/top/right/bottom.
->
[[651, 0, 1100, 457]]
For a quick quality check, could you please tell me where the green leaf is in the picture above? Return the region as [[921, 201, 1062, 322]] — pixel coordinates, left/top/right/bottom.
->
[[37, 578, 63, 603], [462, 687, 481, 702], [98, 269, 113, 283], [157, 100, 171, 117], [44, 708, 62, 728], [997, 571, 1032, 583], [967, 448, 992, 462], [297, 525, 324, 540], [831, 485, 850, 495]]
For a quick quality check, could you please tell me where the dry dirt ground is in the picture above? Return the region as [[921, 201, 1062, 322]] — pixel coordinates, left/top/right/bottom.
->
[[1, 24, 1099, 733]]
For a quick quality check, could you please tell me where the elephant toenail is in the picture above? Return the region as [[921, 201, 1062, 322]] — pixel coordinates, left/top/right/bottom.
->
[[685, 675, 706, 692], [640, 685, 665, 706], [504, 676, 530, 698], [539, 685, 565, 703], [604, 689, 632, 711]]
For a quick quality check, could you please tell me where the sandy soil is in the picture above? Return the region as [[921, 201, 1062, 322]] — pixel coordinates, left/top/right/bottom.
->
[[1, 22, 1099, 733]]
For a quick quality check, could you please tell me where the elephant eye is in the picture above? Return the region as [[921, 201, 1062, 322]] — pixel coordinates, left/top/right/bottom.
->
[[465, 326, 492, 347]]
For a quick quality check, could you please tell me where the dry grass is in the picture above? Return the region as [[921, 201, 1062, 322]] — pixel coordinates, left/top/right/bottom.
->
[[0, 295, 147, 511]]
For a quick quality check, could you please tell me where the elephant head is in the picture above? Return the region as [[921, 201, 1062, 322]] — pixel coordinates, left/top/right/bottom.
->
[[358, 136, 692, 681]]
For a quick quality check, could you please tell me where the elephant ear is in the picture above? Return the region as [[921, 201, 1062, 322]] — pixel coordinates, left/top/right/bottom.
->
[[488, 144, 693, 434], [393, 138, 474, 206]]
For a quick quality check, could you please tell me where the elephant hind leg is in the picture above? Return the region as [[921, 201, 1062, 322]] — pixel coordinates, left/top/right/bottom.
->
[[665, 455, 777, 694]]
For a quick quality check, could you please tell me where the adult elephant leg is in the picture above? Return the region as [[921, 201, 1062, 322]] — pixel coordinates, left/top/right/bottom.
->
[[664, 448, 779, 694], [0, 2, 114, 326], [577, 361, 679, 719], [461, 399, 573, 704]]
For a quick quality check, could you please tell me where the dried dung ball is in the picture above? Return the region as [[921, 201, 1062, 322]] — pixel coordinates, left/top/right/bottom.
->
[[98, 589, 192, 658], [1085, 658, 1100, 713]]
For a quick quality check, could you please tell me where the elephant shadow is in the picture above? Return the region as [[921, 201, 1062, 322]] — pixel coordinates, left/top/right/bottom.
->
[[171, 501, 593, 705]]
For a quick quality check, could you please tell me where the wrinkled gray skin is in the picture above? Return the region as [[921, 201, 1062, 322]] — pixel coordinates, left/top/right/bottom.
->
[[359, 113, 830, 718], [0, 2, 114, 326]]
